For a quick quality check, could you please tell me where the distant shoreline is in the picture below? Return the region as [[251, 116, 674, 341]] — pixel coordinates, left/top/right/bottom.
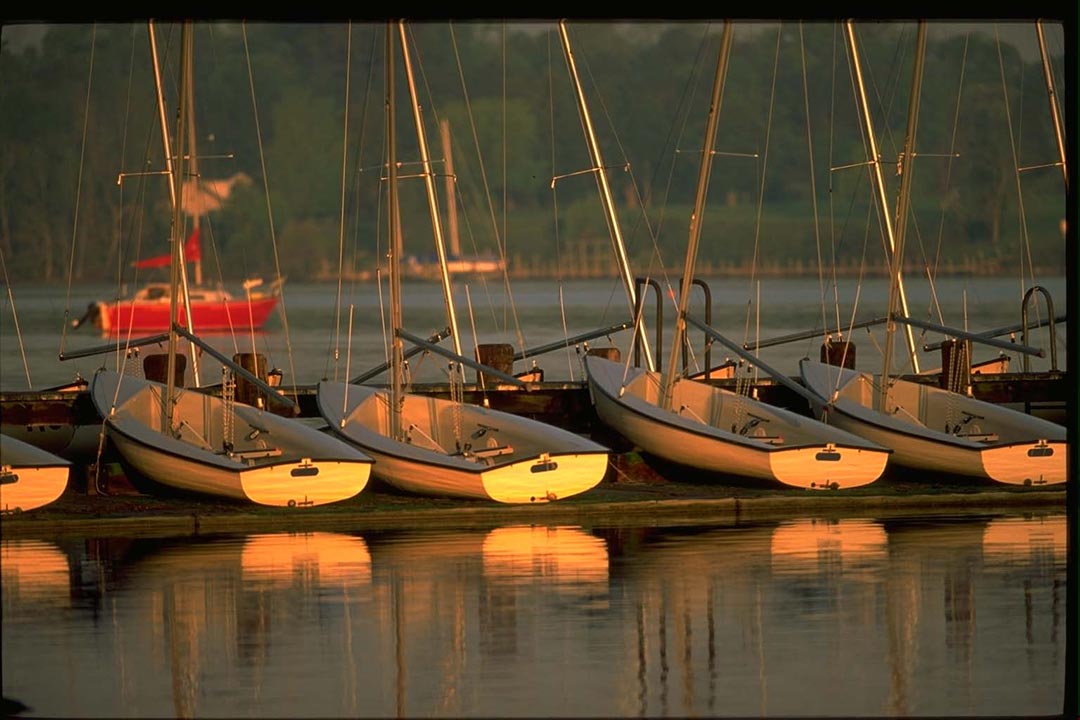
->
[[315, 262, 1067, 283]]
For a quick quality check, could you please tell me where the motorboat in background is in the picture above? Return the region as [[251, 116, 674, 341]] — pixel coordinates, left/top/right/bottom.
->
[[89, 22, 373, 509], [72, 228, 281, 335]]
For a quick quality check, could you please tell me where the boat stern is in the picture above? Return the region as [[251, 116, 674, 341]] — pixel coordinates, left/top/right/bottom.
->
[[239, 458, 371, 507], [980, 439, 1067, 486], [768, 443, 890, 490], [480, 451, 609, 504]]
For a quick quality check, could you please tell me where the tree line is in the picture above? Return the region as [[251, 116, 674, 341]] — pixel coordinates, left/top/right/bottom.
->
[[0, 20, 1067, 286]]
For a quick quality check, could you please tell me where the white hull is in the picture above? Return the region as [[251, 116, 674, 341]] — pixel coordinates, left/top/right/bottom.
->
[[317, 382, 609, 503], [1, 434, 71, 513], [585, 355, 890, 489], [92, 371, 373, 507], [800, 360, 1067, 486]]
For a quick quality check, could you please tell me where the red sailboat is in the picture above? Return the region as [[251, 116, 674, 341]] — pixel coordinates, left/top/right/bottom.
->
[[74, 28, 282, 338], [75, 227, 281, 335]]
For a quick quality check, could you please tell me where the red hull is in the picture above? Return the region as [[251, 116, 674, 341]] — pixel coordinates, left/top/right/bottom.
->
[[96, 296, 279, 334]]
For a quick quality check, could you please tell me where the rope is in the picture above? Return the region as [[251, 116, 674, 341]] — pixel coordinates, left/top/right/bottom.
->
[[222, 366, 235, 450]]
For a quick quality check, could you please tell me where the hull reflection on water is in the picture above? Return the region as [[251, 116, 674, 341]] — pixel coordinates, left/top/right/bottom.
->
[[363, 524, 611, 716], [0, 512, 1066, 718], [1, 538, 71, 609], [769, 517, 887, 575], [240, 531, 373, 586], [982, 514, 1067, 564]]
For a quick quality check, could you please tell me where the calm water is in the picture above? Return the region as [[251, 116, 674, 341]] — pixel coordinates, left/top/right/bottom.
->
[[1, 511, 1067, 717], [1, 277, 1070, 716], [0, 276, 1068, 390]]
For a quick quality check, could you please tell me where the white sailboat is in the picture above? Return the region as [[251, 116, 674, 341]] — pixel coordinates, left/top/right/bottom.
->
[[1, 433, 71, 513], [799, 359, 1065, 486], [91, 22, 373, 507], [580, 22, 890, 489], [317, 23, 609, 504], [798, 22, 1066, 487]]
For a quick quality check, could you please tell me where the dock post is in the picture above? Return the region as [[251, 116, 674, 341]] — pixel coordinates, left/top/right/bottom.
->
[[233, 353, 269, 407], [475, 344, 514, 388], [143, 353, 187, 386], [820, 340, 856, 369]]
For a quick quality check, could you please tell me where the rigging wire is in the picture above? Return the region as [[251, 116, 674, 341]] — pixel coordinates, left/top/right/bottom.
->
[[742, 23, 782, 365], [0, 250, 32, 389], [370, 29, 391, 374], [574, 27, 672, 318], [544, 30, 575, 381], [800, 23, 832, 362], [540, 31, 583, 382], [332, 22, 353, 383], [59, 24, 97, 360], [110, 23, 144, 374], [659, 24, 717, 377], [331, 24, 379, 383], [114, 24, 149, 379], [839, 24, 894, 389], [992, 25, 1041, 327], [825, 24, 844, 352], [926, 31, 971, 327], [184, 26, 244, 365], [447, 23, 527, 355], [241, 23, 298, 401], [818, 23, 877, 377]]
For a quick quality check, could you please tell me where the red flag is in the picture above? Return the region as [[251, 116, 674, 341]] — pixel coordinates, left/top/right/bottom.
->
[[184, 227, 201, 263], [133, 228, 201, 269]]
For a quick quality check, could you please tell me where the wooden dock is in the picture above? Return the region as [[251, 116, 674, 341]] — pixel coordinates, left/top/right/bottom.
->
[[1, 369, 1067, 468]]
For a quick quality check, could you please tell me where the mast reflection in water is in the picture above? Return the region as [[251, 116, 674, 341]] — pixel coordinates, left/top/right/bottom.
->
[[1, 512, 1066, 717]]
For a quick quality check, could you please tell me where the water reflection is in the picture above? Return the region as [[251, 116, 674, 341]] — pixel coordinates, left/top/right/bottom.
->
[[363, 525, 609, 717], [1, 513, 1065, 717], [1, 538, 70, 608]]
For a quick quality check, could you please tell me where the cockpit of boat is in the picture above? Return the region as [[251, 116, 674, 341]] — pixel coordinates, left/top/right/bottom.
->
[[133, 283, 234, 303]]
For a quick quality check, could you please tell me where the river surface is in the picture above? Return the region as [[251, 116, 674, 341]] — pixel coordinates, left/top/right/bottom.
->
[[0, 511, 1068, 717], [0, 275, 1067, 390], [1, 277, 1071, 717]]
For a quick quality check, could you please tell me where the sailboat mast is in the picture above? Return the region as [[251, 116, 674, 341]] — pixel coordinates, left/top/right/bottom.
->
[[440, 118, 462, 258], [398, 21, 464, 368], [148, 21, 200, 386], [558, 20, 655, 372], [149, 22, 178, 225], [883, 22, 928, 405], [1035, 20, 1067, 191], [387, 23, 405, 442], [844, 21, 920, 385], [164, 22, 193, 429], [184, 43, 203, 287], [660, 23, 733, 411]]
